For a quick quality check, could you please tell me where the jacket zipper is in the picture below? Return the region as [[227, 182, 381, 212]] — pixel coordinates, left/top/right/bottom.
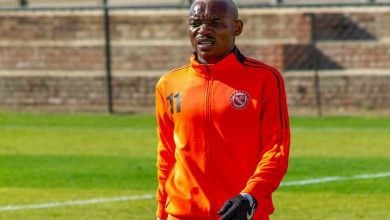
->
[[204, 64, 214, 215]]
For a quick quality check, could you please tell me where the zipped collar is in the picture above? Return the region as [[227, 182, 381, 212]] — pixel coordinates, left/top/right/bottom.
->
[[190, 47, 245, 77]]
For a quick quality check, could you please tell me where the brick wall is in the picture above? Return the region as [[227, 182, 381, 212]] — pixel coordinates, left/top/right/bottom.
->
[[285, 71, 390, 115], [0, 7, 389, 114], [0, 74, 159, 112]]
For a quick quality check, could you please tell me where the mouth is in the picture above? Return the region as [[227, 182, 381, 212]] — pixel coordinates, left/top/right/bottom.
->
[[196, 37, 215, 49]]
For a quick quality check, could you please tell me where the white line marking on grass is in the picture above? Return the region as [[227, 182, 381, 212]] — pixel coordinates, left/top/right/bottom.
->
[[280, 172, 390, 186], [1, 172, 389, 212], [0, 194, 154, 212], [292, 127, 390, 132]]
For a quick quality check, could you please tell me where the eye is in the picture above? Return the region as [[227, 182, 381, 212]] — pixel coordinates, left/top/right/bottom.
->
[[210, 20, 221, 27], [189, 20, 202, 28], [208, 20, 224, 28]]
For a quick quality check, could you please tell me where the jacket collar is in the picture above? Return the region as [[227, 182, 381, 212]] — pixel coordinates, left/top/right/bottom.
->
[[190, 47, 245, 77]]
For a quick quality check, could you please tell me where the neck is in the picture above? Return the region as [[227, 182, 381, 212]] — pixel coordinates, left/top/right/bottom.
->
[[196, 50, 235, 64]]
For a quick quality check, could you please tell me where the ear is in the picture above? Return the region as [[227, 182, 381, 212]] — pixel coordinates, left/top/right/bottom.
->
[[234, 19, 243, 36]]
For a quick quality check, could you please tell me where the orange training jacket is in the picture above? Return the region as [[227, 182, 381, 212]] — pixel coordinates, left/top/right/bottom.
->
[[155, 48, 290, 220]]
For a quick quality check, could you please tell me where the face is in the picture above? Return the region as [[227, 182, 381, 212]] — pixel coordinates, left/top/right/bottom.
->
[[188, 0, 243, 64]]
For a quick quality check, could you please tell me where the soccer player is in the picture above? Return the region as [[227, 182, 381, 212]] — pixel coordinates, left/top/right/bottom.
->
[[155, 0, 290, 219]]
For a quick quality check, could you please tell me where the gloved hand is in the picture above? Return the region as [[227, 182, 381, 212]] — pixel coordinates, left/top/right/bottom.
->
[[217, 194, 257, 220]]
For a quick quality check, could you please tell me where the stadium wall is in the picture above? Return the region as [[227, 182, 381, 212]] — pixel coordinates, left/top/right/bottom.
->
[[0, 7, 389, 114]]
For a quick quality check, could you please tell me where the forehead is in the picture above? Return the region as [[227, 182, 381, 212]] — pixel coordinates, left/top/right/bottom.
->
[[189, 1, 232, 19]]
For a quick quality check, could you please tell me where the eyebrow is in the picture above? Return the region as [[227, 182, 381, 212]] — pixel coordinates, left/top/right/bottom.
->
[[189, 17, 223, 20]]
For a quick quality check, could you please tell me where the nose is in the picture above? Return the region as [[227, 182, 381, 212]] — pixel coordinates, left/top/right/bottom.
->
[[198, 23, 212, 35]]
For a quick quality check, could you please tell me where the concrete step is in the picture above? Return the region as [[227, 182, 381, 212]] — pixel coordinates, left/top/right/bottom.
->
[[0, 69, 389, 114], [1, 40, 389, 71], [1, 8, 389, 42]]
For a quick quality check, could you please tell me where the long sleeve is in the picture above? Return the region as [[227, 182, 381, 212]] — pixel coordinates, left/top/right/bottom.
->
[[155, 82, 176, 219], [242, 69, 290, 211], [153, 51, 290, 219]]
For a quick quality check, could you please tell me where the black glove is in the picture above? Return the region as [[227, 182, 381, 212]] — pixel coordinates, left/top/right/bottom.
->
[[217, 194, 257, 220]]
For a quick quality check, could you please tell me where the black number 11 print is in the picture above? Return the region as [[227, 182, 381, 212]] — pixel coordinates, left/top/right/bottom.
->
[[167, 93, 181, 114]]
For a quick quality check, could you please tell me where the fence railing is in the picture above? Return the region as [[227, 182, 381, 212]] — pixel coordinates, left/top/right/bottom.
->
[[1, 0, 390, 9]]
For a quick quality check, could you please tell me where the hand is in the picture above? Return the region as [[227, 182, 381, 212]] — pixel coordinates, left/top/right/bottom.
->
[[217, 194, 257, 220]]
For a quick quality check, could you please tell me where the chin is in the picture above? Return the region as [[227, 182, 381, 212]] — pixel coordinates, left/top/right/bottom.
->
[[198, 48, 218, 55]]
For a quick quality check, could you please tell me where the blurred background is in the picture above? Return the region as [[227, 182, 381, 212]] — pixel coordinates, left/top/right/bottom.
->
[[0, 0, 389, 116], [0, 2, 389, 220]]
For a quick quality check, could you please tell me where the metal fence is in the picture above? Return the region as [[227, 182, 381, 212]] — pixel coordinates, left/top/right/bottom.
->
[[0, 1, 389, 115], [1, 0, 390, 8]]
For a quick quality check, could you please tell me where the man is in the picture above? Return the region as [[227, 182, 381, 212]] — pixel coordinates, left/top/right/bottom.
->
[[155, 0, 290, 219]]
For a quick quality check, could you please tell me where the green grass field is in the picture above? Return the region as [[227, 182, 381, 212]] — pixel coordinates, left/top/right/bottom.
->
[[0, 112, 389, 220]]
